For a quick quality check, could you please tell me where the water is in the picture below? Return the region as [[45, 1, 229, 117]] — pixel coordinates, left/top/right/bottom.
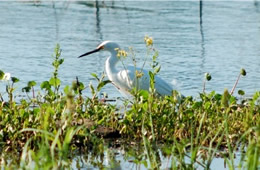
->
[[1, 1, 260, 98], [0, 1, 258, 169], [71, 147, 243, 170]]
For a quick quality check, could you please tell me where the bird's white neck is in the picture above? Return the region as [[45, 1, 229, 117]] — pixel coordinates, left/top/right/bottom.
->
[[105, 50, 119, 80]]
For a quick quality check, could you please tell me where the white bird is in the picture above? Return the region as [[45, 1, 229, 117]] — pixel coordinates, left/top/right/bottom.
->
[[78, 41, 175, 97]]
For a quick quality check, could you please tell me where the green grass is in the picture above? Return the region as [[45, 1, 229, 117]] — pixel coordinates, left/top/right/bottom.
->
[[0, 40, 259, 169]]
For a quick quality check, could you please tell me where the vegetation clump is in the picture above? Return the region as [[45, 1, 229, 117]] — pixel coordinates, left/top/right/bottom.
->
[[0, 38, 259, 169]]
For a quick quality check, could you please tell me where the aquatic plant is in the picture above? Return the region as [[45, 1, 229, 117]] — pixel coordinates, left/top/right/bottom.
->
[[0, 39, 259, 169]]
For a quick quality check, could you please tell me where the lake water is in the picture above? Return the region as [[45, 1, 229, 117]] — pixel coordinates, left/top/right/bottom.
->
[[71, 147, 243, 170], [0, 1, 257, 169], [1, 1, 260, 98]]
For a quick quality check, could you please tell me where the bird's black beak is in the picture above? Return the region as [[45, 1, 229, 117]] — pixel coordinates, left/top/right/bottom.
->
[[78, 48, 100, 58]]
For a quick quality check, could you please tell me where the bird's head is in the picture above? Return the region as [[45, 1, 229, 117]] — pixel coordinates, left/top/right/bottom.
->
[[78, 41, 120, 58]]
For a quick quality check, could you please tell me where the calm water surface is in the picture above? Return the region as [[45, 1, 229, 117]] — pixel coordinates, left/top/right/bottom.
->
[[1, 1, 260, 98], [0, 1, 258, 169]]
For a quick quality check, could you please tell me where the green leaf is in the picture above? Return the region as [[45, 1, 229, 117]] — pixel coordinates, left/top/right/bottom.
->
[[54, 44, 61, 57], [139, 90, 149, 100], [221, 88, 230, 108], [91, 73, 99, 81], [89, 83, 95, 95], [59, 59, 64, 65], [72, 81, 77, 91], [149, 71, 155, 89], [148, 71, 154, 80], [41, 81, 51, 90], [78, 82, 85, 91], [214, 93, 222, 101], [192, 101, 202, 109], [22, 87, 31, 93], [154, 65, 161, 74], [152, 51, 159, 61], [238, 90, 245, 96], [28, 81, 36, 87], [240, 68, 246, 76], [64, 85, 70, 95], [97, 80, 111, 91], [229, 96, 237, 105], [205, 72, 212, 81], [0, 70, 4, 80], [49, 77, 60, 87], [11, 77, 19, 83], [72, 81, 85, 92]]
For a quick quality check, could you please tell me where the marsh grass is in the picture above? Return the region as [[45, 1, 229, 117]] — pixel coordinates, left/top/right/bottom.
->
[[0, 40, 259, 169]]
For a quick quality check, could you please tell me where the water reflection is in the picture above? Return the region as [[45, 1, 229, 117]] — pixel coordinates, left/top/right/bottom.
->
[[199, 0, 203, 25], [71, 142, 241, 170], [53, 2, 60, 41], [199, 1, 205, 76], [94, 0, 102, 40]]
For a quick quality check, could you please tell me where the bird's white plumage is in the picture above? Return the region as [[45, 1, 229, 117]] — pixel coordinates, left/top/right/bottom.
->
[[81, 41, 175, 97]]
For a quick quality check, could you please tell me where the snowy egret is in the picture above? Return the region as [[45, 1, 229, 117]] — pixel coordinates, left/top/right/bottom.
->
[[78, 41, 174, 96]]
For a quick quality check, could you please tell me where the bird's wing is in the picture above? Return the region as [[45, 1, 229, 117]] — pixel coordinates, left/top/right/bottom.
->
[[116, 66, 174, 96], [154, 75, 174, 96], [115, 67, 135, 92], [116, 66, 150, 92], [127, 66, 150, 91]]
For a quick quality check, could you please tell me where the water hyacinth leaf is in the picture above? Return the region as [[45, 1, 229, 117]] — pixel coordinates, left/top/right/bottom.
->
[[97, 80, 111, 91], [238, 90, 245, 96], [40, 81, 51, 90], [214, 93, 222, 101], [0, 70, 4, 80], [22, 86, 31, 93], [28, 81, 36, 87], [205, 72, 212, 81], [11, 77, 19, 83], [240, 68, 246, 76]]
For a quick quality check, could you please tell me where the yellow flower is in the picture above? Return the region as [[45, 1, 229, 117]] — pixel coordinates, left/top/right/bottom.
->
[[144, 36, 153, 46], [115, 48, 128, 58], [135, 70, 144, 79]]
